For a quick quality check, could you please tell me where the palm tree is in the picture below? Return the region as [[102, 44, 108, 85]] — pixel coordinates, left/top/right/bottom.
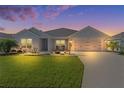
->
[[106, 41, 119, 52]]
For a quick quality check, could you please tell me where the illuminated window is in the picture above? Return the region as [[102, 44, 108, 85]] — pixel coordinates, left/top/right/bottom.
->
[[61, 40, 65, 45], [21, 39, 27, 48], [56, 40, 61, 45], [27, 39, 32, 48], [21, 38, 32, 48], [56, 40, 65, 45]]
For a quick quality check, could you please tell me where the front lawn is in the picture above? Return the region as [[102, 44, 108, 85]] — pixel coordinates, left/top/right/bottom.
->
[[0, 55, 84, 88]]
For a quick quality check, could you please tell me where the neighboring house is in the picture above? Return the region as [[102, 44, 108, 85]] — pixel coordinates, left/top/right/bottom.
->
[[0, 32, 13, 39], [106, 32, 124, 51], [111, 32, 124, 47], [0, 26, 111, 52]]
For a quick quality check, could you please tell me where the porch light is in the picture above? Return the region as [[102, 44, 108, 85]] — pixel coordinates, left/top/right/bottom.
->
[[69, 40, 72, 43]]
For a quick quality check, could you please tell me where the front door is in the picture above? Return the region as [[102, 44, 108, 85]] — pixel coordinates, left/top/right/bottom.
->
[[41, 38, 48, 51]]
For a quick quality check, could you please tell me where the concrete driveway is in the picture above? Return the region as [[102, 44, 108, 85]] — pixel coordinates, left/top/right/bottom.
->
[[78, 52, 124, 88]]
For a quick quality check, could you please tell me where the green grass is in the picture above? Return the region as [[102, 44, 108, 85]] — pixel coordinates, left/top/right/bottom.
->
[[0, 55, 84, 88]]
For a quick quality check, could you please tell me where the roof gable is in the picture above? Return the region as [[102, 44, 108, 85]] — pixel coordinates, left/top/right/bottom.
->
[[16, 27, 50, 38], [70, 26, 109, 38], [28, 27, 43, 36], [15, 29, 40, 38], [45, 28, 77, 37], [0, 32, 13, 39]]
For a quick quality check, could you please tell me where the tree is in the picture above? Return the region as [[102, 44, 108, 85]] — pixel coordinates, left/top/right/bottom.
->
[[0, 39, 18, 54], [106, 41, 119, 52]]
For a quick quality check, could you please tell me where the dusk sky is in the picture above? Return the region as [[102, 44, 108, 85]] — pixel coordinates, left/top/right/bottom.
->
[[0, 5, 124, 36]]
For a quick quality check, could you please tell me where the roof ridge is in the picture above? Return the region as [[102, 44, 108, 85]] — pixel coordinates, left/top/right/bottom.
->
[[80, 26, 109, 36], [45, 28, 77, 37], [45, 28, 77, 32], [112, 32, 124, 38], [28, 27, 43, 36]]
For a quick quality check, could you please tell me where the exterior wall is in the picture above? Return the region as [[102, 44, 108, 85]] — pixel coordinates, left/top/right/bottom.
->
[[101, 39, 107, 51], [14, 31, 41, 51], [48, 38, 53, 52], [65, 39, 69, 50], [120, 39, 124, 47]]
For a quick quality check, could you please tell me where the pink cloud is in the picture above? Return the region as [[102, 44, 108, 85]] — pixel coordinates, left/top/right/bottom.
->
[[0, 27, 5, 31], [43, 5, 74, 19], [68, 12, 84, 17], [43, 11, 60, 19], [19, 14, 27, 21], [57, 5, 72, 11], [0, 6, 37, 22], [6, 15, 17, 22], [22, 7, 36, 20], [34, 22, 44, 28]]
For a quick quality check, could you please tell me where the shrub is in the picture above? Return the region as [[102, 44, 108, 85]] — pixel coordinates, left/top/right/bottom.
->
[[11, 49, 17, 52], [0, 39, 18, 54], [17, 50, 23, 53]]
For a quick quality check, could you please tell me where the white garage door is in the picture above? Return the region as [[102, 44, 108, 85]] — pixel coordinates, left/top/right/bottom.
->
[[72, 39, 102, 51]]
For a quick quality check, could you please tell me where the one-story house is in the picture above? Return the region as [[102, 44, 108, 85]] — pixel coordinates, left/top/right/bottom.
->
[[105, 32, 124, 52], [0, 26, 111, 53], [110, 32, 124, 46]]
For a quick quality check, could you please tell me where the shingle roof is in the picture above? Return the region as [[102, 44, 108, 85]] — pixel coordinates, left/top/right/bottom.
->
[[0, 32, 14, 39], [16, 27, 49, 38], [28, 27, 43, 37], [45, 28, 77, 37], [0, 26, 111, 39], [112, 32, 124, 39], [70, 26, 109, 38]]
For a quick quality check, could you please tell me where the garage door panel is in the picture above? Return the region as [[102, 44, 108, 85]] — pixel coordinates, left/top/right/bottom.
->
[[73, 39, 102, 51]]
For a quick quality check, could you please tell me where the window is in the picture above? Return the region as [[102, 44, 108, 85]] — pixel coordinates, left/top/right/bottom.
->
[[27, 39, 32, 48], [56, 40, 61, 45], [56, 40, 65, 46], [55, 40, 66, 51], [21, 39, 27, 48], [21, 38, 32, 48], [61, 40, 65, 45]]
